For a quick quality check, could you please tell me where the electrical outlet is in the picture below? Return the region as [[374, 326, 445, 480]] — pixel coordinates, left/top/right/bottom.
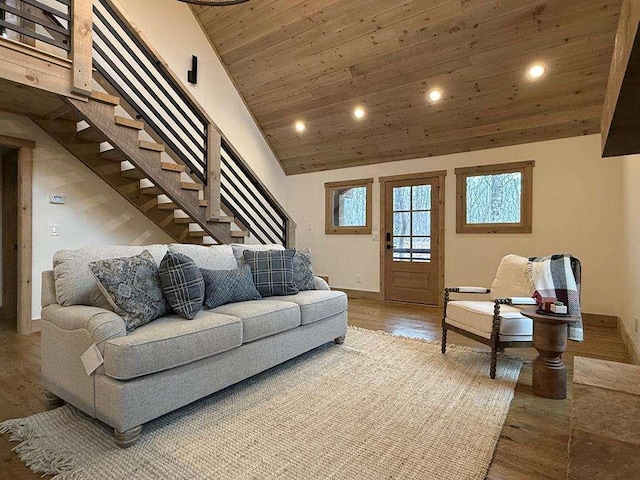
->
[[356, 275, 362, 284], [49, 225, 59, 236], [49, 194, 66, 205]]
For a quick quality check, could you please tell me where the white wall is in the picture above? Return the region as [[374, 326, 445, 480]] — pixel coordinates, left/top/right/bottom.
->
[[287, 134, 623, 316], [117, 0, 288, 210], [621, 154, 640, 359], [0, 112, 172, 319]]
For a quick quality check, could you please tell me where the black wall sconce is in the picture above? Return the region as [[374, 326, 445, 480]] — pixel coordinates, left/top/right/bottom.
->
[[187, 55, 198, 85]]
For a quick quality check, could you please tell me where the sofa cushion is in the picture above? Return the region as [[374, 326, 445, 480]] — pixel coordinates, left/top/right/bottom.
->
[[159, 252, 205, 320], [212, 300, 300, 343], [293, 248, 316, 291], [103, 310, 242, 380], [243, 249, 298, 297], [89, 251, 168, 332], [53, 244, 167, 310], [168, 244, 237, 271], [201, 265, 261, 309], [270, 290, 347, 325], [231, 243, 285, 266], [445, 300, 533, 341]]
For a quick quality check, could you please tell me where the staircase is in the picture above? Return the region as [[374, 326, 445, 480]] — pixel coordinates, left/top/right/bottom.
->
[[34, 91, 246, 245]]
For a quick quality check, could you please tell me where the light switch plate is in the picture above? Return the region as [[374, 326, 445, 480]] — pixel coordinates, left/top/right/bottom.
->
[[49, 194, 66, 205], [49, 225, 59, 236]]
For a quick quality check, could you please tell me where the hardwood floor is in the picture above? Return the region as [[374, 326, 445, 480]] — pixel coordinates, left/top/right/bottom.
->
[[0, 300, 630, 480]]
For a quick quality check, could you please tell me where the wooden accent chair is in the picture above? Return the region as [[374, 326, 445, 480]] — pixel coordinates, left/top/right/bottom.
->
[[441, 255, 538, 379]]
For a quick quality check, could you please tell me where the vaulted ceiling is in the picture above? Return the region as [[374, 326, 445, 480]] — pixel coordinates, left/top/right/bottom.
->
[[191, 0, 621, 175]]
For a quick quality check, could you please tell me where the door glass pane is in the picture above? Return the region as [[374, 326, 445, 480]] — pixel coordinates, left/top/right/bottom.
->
[[412, 237, 431, 262], [412, 211, 431, 236], [412, 185, 431, 211], [393, 237, 410, 261], [393, 212, 411, 236], [393, 186, 411, 211]]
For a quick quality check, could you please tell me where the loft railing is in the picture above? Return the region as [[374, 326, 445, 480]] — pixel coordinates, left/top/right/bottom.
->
[[0, 0, 71, 53], [0, 0, 294, 247]]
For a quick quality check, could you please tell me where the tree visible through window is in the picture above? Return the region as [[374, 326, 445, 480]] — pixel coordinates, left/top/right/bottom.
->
[[325, 178, 373, 234], [455, 161, 534, 234]]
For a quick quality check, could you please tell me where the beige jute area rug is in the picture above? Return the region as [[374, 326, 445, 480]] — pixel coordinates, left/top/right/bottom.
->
[[1, 327, 521, 480]]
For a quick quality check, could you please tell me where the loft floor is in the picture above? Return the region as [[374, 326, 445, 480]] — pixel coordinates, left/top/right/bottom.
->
[[0, 299, 630, 480]]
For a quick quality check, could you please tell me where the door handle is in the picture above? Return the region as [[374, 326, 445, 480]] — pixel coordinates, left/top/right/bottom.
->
[[385, 245, 392, 250], [386, 232, 391, 242]]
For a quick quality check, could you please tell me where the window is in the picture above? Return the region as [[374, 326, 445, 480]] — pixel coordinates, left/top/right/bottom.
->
[[455, 161, 534, 234], [325, 178, 373, 234]]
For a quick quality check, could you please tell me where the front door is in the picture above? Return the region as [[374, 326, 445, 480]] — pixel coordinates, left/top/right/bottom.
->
[[382, 174, 444, 305]]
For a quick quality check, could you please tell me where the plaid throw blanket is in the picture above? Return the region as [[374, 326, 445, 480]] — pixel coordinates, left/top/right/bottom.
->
[[526, 254, 583, 342]]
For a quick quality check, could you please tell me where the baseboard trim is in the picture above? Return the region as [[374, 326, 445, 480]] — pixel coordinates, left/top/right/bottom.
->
[[619, 319, 640, 365], [334, 288, 381, 301], [582, 313, 618, 329]]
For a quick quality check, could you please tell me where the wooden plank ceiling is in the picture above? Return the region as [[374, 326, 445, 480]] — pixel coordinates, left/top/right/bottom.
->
[[192, 0, 622, 175]]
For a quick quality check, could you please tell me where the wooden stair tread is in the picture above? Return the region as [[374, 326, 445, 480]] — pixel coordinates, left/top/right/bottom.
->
[[90, 91, 120, 106], [161, 162, 184, 173], [230, 230, 249, 237], [114, 116, 144, 130], [188, 230, 207, 237], [100, 149, 127, 162], [199, 199, 208, 207], [172, 217, 192, 224], [181, 182, 203, 191], [140, 186, 162, 195], [76, 126, 106, 143], [121, 168, 146, 180], [158, 202, 179, 210], [139, 140, 165, 152], [215, 216, 234, 223]]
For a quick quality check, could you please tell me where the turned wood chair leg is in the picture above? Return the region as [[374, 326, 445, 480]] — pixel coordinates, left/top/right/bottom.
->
[[43, 390, 64, 407], [114, 425, 142, 448], [334, 335, 346, 345], [490, 346, 498, 379], [441, 325, 447, 354]]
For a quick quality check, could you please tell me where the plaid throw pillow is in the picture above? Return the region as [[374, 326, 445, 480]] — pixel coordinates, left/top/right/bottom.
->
[[158, 252, 205, 320], [243, 249, 298, 297], [200, 265, 261, 309]]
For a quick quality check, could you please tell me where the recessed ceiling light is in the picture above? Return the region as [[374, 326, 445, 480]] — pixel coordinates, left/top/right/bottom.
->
[[353, 107, 366, 119], [294, 120, 306, 133], [428, 88, 443, 102], [527, 63, 546, 80]]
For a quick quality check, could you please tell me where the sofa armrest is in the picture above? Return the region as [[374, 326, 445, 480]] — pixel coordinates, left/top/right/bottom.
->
[[314, 276, 331, 290], [42, 304, 127, 352]]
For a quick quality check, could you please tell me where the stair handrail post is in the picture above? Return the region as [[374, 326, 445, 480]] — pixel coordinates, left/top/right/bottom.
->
[[71, 0, 93, 96], [205, 125, 221, 222]]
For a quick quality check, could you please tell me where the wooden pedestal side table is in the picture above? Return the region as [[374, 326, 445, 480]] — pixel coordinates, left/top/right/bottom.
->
[[521, 308, 578, 400]]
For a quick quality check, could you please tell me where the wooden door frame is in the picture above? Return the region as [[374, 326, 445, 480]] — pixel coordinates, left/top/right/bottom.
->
[[379, 170, 446, 307], [0, 134, 34, 334]]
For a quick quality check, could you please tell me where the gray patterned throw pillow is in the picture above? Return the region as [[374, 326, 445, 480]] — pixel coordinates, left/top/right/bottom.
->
[[159, 252, 205, 320], [243, 249, 298, 297], [293, 248, 316, 291], [200, 265, 261, 309], [89, 250, 168, 332]]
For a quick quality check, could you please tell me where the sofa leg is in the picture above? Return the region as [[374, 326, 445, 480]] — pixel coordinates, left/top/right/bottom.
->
[[114, 426, 142, 448], [334, 335, 346, 345], [43, 390, 64, 407]]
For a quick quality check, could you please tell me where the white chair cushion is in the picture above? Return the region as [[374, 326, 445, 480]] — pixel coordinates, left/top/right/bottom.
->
[[446, 300, 533, 341], [489, 254, 535, 301]]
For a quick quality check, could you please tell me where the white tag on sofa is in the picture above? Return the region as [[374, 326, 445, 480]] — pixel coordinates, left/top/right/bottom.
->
[[81, 344, 104, 376]]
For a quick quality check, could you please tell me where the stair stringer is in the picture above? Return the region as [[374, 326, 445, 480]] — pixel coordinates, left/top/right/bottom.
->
[[66, 97, 237, 244]]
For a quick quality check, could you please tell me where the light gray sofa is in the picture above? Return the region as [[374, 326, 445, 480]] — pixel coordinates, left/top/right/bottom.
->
[[40, 244, 347, 448]]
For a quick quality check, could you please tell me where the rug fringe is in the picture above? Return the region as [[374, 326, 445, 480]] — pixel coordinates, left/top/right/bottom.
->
[[347, 325, 530, 363], [0, 417, 78, 478]]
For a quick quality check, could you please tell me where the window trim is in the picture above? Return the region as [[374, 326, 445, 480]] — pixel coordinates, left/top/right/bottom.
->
[[324, 178, 373, 235], [455, 160, 534, 234]]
